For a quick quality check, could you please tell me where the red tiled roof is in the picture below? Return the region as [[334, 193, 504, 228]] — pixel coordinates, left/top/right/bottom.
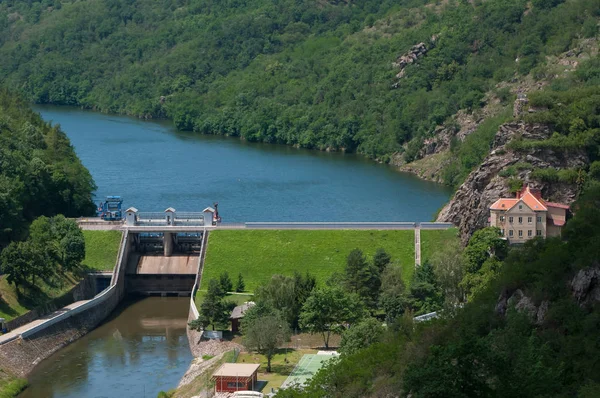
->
[[549, 219, 566, 226], [545, 202, 570, 210], [490, 198, 518, 210], [489, 186, 569, 212]]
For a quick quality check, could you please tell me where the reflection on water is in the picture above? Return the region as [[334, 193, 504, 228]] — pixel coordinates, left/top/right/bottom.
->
[[35, 105, 452, 222], [19, 297, 193, 398]]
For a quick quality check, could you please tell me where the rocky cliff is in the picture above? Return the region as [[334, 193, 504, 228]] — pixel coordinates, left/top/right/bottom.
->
[[436, 122, 588, 244]]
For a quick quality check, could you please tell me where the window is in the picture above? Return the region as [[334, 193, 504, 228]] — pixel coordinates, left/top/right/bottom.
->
[[537, 216, 542, 223], [518, 216, 523, 224], [509, 230, 514, 237], [500, 229, 505, 236], [528, 216, 532, 224], [537, 230, 542, 236], [528, 230, 532, 237], [500, 216, 505, 222], [509, 216, 514, 223], [519, 205, 523, 209], [518, 230, 523, 237]]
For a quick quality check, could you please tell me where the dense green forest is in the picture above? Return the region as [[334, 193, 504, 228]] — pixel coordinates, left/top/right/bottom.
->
[[0, 88, 96, 244], [0, 0, 597, 162], [275, 185, 600, 398]]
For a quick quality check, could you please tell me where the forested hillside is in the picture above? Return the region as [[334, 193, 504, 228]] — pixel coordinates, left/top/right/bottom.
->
[[276, 187, 600, 398], [0, 0, 597, 162], [0, 88, 95, 244]]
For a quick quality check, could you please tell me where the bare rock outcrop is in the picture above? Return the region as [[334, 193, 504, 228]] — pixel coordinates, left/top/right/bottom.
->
[[571, 264, 600, 307], [392, 42, 430, 87], [496, 288, 550, 325], [436, 122, 587, 244]]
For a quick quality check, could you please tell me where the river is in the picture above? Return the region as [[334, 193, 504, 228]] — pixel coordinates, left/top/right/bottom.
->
[[35, 106, 451, 222], [19, 297, 192, 398]]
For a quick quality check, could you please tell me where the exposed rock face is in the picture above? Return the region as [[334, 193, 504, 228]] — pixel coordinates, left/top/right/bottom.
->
[[571, 265, 600, 307], [436, 122, 587, 244], [496, 288, 550, 325], [392, 42, 429, 87]]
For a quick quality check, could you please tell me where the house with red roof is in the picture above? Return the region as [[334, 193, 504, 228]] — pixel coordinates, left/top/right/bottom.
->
[[489, 185, 570, 243]]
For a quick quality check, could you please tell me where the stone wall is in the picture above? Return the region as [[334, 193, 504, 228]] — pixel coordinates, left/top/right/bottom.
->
[[0, 231, 130, 377]]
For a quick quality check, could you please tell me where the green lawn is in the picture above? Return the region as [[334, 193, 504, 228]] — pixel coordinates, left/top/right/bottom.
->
[[82, 230, 122, 271], [421, 228, 460, 265], [236, 349, 317, 392], [201, 230, 415, 292]]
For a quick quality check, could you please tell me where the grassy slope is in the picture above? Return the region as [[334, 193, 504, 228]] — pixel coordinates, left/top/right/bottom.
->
[[0, 230, 121, 321], [0, 370, 27, 398], [420, 228, 460, 265], [201, 230, 415, 293], [81, 230, 122, 271]]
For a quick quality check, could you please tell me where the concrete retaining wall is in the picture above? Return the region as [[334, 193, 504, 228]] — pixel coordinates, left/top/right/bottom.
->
[[5, 276, 96, 332], [187, 231, 208, 355], [0, 231, 131, 377]]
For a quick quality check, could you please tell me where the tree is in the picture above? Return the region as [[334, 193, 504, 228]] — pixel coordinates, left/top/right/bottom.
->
[[256, 272, 316, 329], [219, 271, 233, 293], [339, 317, 384, 356], [462, 227, 508, 300], [407, 262, 443, 315], [431, 239, 465, 307], [236, 272, 245, 292], [300, 286, 365, 349], [243, 309, 291, 372], [372, 248, 391, 272], [378, 265, 408, 323], [464, 227, 508, 274], [198, 279, 231, 330], [0, 242, 32, 290], [344, 249, 381, 310]]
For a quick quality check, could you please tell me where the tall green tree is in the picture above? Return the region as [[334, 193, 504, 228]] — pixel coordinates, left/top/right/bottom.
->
[[300, 286, 365, 349], [339, 317, 384, 356], [198, 279, 232, 331], [344, 249, 381, 310], [372, 248, 391, 272], [243, 308, 291, 372]]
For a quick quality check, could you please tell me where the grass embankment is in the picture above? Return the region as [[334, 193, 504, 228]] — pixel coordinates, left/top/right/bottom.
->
[[0, 231, 122, 321], [0, 370, 27, 398], [201, 230, 415, 293], [420, 228, 460, 265], [81, 230, 122, 271]]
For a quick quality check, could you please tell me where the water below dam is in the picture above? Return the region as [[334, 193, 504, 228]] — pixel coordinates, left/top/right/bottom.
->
[[35, 105, 452, 222], [19, 297, 193, 398]]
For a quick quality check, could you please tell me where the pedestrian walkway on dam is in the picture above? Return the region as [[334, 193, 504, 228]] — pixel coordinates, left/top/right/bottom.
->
[[78, 218, 454, 231], [0, 299, 91, 345]]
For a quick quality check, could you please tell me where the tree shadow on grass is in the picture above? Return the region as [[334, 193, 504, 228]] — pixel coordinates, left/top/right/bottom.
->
[[0, 296, 19, 318]]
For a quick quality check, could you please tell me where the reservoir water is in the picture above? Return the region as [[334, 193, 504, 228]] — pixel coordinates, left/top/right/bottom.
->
[[19, 297, 192, 398], [35, 106, 452, 222]]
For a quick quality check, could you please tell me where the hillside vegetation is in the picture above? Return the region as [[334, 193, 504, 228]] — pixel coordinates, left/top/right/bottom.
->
[[276, 186, 600, 398], [0, 88, 96, 244], [0, 0, 597, 163]]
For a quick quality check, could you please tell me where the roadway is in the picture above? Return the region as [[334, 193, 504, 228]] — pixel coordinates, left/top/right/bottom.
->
[[78, 219, 454, 231]]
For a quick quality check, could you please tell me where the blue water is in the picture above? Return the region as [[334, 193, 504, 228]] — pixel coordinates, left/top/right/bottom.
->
[[36, 106, 451, 222]]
